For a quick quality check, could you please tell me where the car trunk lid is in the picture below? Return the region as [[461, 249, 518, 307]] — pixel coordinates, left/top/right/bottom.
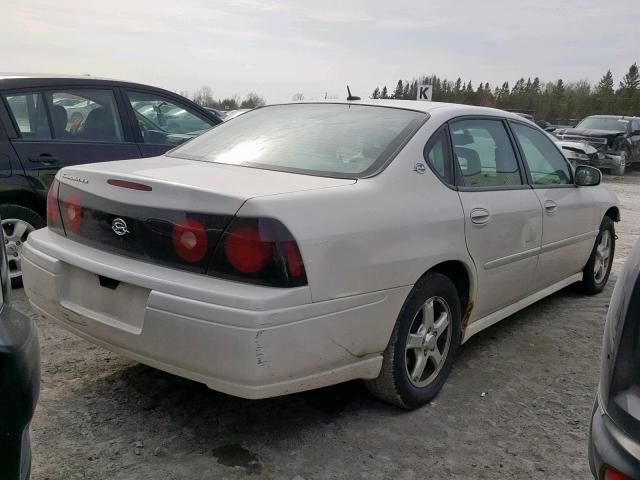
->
[[57, 155, 355, 214], [51, 156, 355, 275]]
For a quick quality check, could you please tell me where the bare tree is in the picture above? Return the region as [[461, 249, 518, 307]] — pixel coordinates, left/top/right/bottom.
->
[[291, 92, 305, 101], [192, 86, 215, 107], [241, 92, 266, 109]]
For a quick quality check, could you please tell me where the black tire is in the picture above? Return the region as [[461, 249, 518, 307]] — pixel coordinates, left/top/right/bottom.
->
[[580, 216, 615, 295], [365, 272, 461, 409], [611, 150, 627, 176], [0, 204, 45, 288]]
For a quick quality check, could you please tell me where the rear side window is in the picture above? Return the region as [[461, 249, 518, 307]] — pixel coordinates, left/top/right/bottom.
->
[[170, 104, 427, 178], [424, 128, 450, 181], [510, 122, 571, 185], [450, 119, 522, 188], [45, 90, 124, 143], [4, 92, 51, 139]]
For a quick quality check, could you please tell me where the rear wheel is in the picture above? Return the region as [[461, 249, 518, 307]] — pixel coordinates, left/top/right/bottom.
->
[[365, 272, 461, 409], [0, 204, 45, 287], [580, 216, 615, 295]]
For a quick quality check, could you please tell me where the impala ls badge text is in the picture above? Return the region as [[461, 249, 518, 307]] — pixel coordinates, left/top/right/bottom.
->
[[61, 173, 89, 184], [111, 218, 130, 236]]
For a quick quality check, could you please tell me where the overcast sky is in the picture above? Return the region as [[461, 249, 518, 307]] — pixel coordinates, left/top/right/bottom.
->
[[3, 0, 639, 102]]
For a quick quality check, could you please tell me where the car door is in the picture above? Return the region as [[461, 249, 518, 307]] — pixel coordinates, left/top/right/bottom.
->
[[2, 87, 140, 197], [123, 90, 218, 158], [509, 121, 598, 291], [450, 117, 543, 319], [631, 119, 640, 162]]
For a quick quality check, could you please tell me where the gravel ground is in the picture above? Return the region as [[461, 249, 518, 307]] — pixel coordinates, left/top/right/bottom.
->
[[16, 169, 640, 480]]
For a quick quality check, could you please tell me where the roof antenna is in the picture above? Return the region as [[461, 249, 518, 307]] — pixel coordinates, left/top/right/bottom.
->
[[347, 86, 360, 101]]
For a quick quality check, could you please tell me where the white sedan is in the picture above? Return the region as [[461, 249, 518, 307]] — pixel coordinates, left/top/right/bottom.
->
[[23, 100, 619, 409]]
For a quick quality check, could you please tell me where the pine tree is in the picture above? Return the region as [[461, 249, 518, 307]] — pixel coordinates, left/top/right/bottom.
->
[[619, 63, 640, 92], [512, 78, 525, 95], [596, 70, 614, 95], [371, 87, 380, 99], [393, 80, 404, 99], [381, 86, 388, 99], [525, 77, 532, 93], [531, 77, 541, 95], [454, 77, 462, 93], [553, 79, 565, 96], [402, 81, 411, 99], [410, 80, 418, 99]]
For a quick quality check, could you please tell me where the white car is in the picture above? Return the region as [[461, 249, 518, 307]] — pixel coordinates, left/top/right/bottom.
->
[[23, 100, 619, 409]]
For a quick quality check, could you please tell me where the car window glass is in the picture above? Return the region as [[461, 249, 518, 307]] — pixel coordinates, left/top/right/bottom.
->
[[511, 122, 571, 185], [633, 119, 640, 132], [4, 92, 51, 140], [171, 104, 427, 178], [450, 119, 522, 187], [424, 129, 449, 179], [44, 90, 124, 143], [126, 91, 214, 146]]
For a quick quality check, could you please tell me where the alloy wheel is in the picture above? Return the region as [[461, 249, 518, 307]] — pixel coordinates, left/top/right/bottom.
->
[[2, 218, 35, 279], [593, 230, 612, 284], [405, 296, 452, 387]]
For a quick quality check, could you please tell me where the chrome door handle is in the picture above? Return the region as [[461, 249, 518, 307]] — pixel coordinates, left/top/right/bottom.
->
[[544, 200, 558, 215], [29, 153, 59, 165], [470, 207, 491, 225]]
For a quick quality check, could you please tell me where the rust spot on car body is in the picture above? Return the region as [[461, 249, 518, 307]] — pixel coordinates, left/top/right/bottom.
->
[[461, 298, 474, 332]]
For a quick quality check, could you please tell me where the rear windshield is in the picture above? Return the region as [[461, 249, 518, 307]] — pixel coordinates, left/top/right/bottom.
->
[[168, 103, 428, 178]]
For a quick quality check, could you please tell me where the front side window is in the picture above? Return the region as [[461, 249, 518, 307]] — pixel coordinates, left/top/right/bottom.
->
[[450, 119, 522, 188], [4, 92, 51, 139], [170, 104, 428, 178], [46, 89, 124, 143], [510, 122, 571, 185], [127, 91, 214, 146]]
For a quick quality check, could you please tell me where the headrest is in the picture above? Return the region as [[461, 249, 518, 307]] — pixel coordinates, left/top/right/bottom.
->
[[452, 133, 474, 146]]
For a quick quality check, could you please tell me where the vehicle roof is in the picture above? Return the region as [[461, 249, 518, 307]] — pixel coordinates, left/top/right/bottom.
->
[[282, 99, 526, 120], [585, 114, 640, 120], [0, 73, 173, 92]]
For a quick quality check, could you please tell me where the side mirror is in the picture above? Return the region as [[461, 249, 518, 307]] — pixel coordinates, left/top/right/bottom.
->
[[575, 165, 601, 186]]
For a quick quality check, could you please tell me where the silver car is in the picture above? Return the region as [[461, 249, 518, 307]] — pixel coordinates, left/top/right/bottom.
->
[[23, 100, 619, 409]]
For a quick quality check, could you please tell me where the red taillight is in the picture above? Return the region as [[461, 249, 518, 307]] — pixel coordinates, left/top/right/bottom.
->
[[224, 225, 271, 273], [172, 219, 208, 263], [46, 183, 58, 224], [210, 217, 307, 287], [61, 195, 82, 232], [283, 242, 304, 277], [605, 467, 632, 480]]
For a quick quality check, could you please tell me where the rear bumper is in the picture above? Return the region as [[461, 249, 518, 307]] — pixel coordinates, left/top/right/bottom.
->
[[23, 229, 408, 399], [589, 396, 640, 479], [0, 305, 40, 480]]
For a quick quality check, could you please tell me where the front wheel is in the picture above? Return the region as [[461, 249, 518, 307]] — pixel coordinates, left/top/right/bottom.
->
[[580, 216, 615, 295], [611, 151, 627, 176], [365, 272, 461, 409]]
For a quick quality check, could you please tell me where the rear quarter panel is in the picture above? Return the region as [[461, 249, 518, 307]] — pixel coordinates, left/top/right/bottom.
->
[[238, 119, 474, 303]]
